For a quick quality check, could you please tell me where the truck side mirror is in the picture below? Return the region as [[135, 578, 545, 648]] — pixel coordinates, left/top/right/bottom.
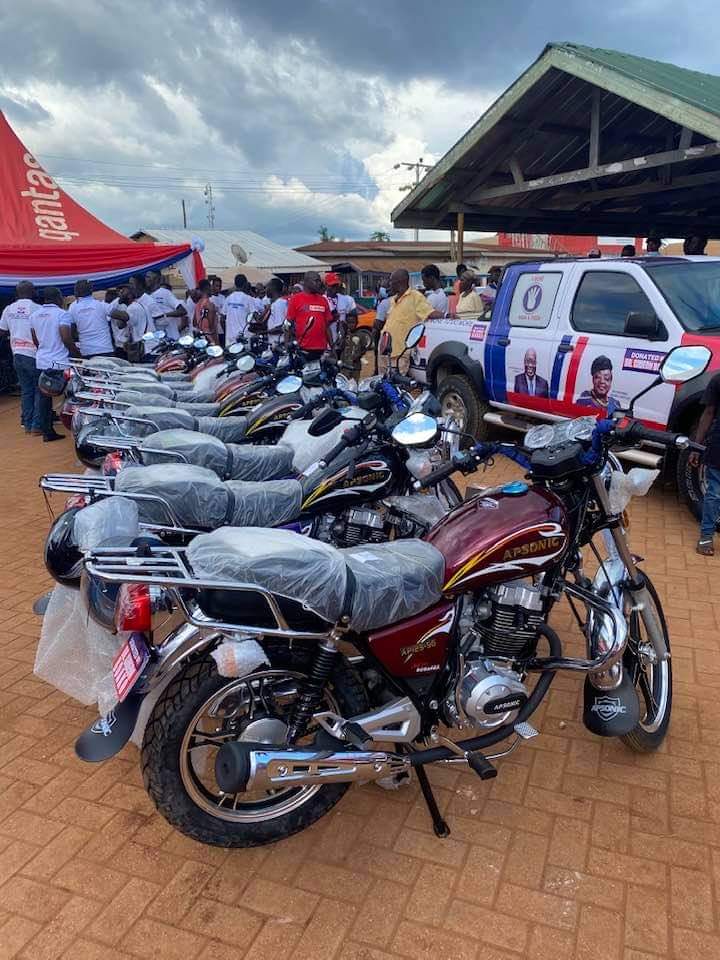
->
[[624, 311, 664, 341]]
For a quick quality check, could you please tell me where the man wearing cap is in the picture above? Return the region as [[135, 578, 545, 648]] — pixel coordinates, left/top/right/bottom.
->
[[324, 272, 357, 348]]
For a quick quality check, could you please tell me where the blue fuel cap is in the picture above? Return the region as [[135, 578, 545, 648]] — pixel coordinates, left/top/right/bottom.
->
[[501, 480, 528, 496]]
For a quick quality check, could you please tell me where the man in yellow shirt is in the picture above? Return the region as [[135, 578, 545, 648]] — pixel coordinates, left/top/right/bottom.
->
[[376, 269, 441, 374]]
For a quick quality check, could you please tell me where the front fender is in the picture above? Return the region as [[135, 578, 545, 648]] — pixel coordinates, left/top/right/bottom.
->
[[427, 341, 485, 395]]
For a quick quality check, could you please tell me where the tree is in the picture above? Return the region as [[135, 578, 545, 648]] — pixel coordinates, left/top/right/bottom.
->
[[318, 225, 333, 241], [370, 230, 391, 241]]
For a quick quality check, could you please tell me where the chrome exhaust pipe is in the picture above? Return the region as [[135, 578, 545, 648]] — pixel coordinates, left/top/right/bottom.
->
[[215, 742, 410, 794]]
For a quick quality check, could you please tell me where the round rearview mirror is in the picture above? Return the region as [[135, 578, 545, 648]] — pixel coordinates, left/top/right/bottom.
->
[[261, 349, 273, 360], [405, 323, 425, 350], [154, 329, 167, 340], [379, 331, 392, 356], [141, 331, 156, 342], [235, 355, 256, 374], [391, 412, 439, 447], [228, 342, 244, 355], [660, 345, 711, 384], [194, 338, 208, 350], [206, 345, 224, 358], [276, 375, 303, 395], [178, 335, 194, 347]]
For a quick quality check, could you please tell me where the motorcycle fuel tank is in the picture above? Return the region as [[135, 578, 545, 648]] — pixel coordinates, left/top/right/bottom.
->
[[427, 485, 569, 594], [299, 445, 402, 512]]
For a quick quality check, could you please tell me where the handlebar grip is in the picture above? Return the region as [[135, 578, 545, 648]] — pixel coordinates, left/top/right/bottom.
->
[[321, 436, 351, 465], [623, 422, 684, 447], [391, 374, 415, 388], [416, 458, 461, 489]]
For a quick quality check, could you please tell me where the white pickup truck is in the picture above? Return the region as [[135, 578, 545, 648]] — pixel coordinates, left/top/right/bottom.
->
[[411, 255, 720, 516]]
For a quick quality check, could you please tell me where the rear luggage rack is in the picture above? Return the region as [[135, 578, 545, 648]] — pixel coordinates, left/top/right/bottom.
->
[[85, 544, 332, 639], [39, 476, 190, 529]]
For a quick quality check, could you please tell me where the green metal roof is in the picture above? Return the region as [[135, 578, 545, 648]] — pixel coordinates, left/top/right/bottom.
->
[[548, 42, 720, 118]]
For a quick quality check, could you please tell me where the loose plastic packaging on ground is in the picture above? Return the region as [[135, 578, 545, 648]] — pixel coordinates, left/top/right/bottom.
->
[[225, 479, 302, 526], [74, 497, 139, 550], [34, 585, 121, 714], [115, 463, 229, 527], [608, 468, 659, 514], [187, 528, 446, 631]]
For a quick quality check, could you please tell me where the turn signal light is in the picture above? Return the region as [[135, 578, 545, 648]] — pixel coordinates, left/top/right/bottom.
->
[[102, 452, 124, 476], [115, 583, 151, 633]]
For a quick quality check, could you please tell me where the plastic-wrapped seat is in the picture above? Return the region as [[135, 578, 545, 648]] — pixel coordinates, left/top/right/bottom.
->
[[114, 465, 302, 529], [187, 528, 446, 631], [139, 430, 294, 481], [196, 417, 248, 443], [123, 405, 197, 434]]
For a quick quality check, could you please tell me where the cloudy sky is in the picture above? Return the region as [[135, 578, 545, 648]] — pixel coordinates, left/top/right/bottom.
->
[[0, 0, 718, 246]]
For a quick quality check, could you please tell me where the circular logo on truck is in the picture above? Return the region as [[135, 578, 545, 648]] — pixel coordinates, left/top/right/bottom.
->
[[523, 284, 543, 312]]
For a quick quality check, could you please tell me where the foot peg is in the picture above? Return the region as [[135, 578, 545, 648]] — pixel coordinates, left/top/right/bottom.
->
[[341, 721, 372, 749], [513, 722, 539, 740], [467, 751, 497, 780]]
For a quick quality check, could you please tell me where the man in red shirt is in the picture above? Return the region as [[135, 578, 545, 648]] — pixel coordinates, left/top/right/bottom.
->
[[287, 271, 332, 357]]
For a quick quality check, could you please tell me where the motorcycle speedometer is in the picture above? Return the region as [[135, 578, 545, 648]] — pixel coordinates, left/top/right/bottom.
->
[[524, 424, 555, 450], [566, 417, 597, 443]]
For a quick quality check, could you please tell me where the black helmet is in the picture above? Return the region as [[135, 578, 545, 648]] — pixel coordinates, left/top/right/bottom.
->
[[75, 421, 109, 468], [39, 369, 67, 397], [44, 507, 83, 589]]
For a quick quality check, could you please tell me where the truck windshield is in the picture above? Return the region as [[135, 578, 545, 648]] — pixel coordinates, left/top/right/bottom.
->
[[647, 261, 720, 331]]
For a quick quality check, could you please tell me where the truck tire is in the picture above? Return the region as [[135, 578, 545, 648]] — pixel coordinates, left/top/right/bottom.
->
[[676, 446, 705, 521], [437, 374, 489, 442]]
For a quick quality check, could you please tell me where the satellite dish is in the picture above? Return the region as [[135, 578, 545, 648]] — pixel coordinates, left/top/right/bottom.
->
[[231, 243, 248, 264]]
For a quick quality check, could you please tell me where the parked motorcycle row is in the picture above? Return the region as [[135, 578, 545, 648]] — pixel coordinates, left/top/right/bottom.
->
[[32, 325, 711, 848]]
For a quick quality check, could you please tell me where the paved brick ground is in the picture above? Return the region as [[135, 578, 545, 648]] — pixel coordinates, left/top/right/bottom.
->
[[1, 391, 719, 960]]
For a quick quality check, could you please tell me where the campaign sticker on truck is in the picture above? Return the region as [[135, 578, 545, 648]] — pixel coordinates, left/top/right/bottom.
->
[[622, 348, 666, 374], [469, 324, 486, 342]]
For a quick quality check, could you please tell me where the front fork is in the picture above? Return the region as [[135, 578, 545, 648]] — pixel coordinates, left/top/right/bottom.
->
[[591, 475, 669, 667]]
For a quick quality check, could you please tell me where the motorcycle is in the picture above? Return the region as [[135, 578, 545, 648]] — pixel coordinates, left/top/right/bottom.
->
[[63, 343, 709, 847]]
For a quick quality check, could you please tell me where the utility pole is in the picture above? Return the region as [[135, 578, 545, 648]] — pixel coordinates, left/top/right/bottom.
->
[[204, 184, 216, 229], [181, 198, 187, 229], [395, 158, 433, 242]]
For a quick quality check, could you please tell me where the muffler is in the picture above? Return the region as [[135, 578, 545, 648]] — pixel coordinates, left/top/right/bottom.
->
[[215, 741, 410, 793]]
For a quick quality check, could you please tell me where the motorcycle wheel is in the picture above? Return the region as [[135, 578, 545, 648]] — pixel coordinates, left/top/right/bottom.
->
[[141, 644, 368, 847], [620, 574, 672, 753]]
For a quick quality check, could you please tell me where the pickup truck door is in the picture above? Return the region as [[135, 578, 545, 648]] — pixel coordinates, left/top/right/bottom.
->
[[484, 264, 563, 408], [550, 263, 678, 427]]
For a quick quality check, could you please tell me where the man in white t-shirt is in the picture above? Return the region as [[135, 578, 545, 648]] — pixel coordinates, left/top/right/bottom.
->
[[265, 278, 288, 346], [224, 273, 262, 343], [109, 285, 152, 360], [421, 264, 448, 316], [0, 280, 42, 433], [209, 276, 227, 344], [31, 287, 80, 441], [145, 271, 188, 341], [324, 272, 357, 348], [68, 280, 114, 358]]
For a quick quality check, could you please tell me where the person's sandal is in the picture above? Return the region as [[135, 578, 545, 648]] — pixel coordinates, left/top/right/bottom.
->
[[697, 537, 715, 556]]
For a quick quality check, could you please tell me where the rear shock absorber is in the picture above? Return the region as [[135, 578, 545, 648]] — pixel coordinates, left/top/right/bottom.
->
[[285, 640, 339, 745]]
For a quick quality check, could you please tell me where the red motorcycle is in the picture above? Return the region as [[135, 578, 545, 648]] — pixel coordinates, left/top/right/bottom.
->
[[71, 344, 708, 847]]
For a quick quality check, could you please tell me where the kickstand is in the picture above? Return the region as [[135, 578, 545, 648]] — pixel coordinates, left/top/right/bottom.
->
[[414, 764, 451, 838]]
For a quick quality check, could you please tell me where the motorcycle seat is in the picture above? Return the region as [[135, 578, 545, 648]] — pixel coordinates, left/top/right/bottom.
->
[[138, 429, 295, 481], [187, 528, 446, 632], [196, 417, 249, 443]]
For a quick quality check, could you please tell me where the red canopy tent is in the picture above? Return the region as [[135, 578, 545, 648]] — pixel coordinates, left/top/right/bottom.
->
[[0, 112, 204, 294]]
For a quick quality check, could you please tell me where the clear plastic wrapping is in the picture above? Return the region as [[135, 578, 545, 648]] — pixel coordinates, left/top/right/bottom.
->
[[280, 409, 366, 474], [124, 405, 196, 433], [228, 443, 294, 480], [187, 529, 445, 630], [342, 540, 445, 631], [225, 479, 302, 526], [140, 429, 231, 474], [384, 494, 448, 529], [188, 527, 347, 623], [74, 497, 140, 550], [210, 638, 269, 677], [34, 585, 121, 714], [172, 401, 221, 416], [115, 463, 229, 527], [196, 416, 248, 442], [608, 468, 659, 514]]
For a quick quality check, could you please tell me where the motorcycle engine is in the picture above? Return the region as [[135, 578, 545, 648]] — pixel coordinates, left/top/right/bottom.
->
[[316, 507, 389, 547], [451, 659, 529, 729], [470, 582, 546, 659]]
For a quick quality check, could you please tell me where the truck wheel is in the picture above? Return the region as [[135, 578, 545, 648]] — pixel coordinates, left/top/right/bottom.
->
[[437, 374, 489, 441], [676, 446, 705, 521]]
